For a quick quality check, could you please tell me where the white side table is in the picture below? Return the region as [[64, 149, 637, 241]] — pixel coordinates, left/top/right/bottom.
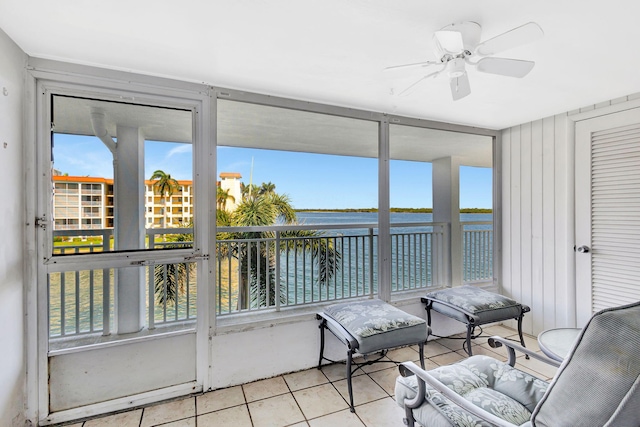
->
[[537, 328, 581, 361]]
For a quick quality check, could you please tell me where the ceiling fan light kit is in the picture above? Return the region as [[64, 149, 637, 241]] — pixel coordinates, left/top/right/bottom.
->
[[387, 21, 544, 100]]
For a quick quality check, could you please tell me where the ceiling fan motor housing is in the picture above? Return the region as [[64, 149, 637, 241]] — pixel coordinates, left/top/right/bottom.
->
[[433, 21, 482, 60]]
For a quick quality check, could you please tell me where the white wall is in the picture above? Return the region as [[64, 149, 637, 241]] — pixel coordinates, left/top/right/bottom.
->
[[501, 94, 640, 335], [210, 299, 462, 389], [0, 28, 27, 427]]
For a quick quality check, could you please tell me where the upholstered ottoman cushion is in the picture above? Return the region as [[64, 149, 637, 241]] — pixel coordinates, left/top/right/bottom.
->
[[425, 285, 525, 324], [395, 355, 549, 427], [323, 299, 427, 354]]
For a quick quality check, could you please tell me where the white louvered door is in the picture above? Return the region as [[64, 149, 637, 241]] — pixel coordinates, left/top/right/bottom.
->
[[576, 108, 640, 326]]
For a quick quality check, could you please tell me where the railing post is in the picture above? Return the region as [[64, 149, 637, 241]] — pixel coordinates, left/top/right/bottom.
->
[[148, 264, 156, 330], [275, 231, 281, 311], [368, 227, 374, 297]]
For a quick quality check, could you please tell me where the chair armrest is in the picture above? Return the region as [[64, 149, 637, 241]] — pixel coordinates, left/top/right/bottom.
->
[[488, 336, 561, 368], [399, 361, 520, 427], [316, 312, 359, 350]]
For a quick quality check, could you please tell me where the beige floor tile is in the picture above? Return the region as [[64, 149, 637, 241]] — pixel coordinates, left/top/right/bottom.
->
[[333, 374, 388, 407], [368, 366, 401, 396], [319, 362, 364, 382], [243, 376, 290, 402], [308, 409, 366, 427], [289, 423, 310, 427], [293, 382, 349, 419], [360, 358, 395, 374], [437, 336, 485, 354], [284, 368, 329, 391], [424, 340, 459, 357], [520, 334, 541, 352], [84, 409, 142, 427], [141, 398, 195, 427], [354, 396, 406, 427], [431, 351, 465, 366], [160, 418, 196, 427], [197, 385, 245, 415], [483, 324, 519, 338], [197, 405, 252, 427], [386, 346, 419, 363], [248, 393, 305, 427]]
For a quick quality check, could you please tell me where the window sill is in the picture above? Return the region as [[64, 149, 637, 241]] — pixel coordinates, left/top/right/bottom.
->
[[48, 321, 196, 356], [214, 290, 430, 335]]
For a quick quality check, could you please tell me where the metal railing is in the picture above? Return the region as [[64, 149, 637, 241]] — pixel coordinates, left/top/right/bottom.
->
[[49, 221, 492, 338], [49, 228, 196, 339], [461, 221, 493, 283], [215, 222, 448, 315]]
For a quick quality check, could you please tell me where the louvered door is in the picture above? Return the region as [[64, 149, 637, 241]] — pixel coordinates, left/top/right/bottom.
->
[[576, 108, 640, 326]]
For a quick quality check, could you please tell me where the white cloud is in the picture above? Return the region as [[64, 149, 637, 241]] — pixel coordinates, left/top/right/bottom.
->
[[165, 144, 192, 159]]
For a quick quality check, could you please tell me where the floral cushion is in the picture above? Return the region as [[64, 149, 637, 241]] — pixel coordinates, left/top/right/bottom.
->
[[323, 299, 427, 354], [425, 285, 525, 324], [395, 355, 549, 427]]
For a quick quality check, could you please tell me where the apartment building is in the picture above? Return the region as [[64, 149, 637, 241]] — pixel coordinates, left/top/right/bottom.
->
[[52, 175, 194, 230], [53, 172, 243, 230]]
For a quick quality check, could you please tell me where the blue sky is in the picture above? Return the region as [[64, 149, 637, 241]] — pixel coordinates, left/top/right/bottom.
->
[[53, 134, 492, 209]]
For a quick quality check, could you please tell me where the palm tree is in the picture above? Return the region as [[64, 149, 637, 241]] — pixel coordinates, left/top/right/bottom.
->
[[150, 170, 179, 227], [153, 224, 195, 307], [258, 181, 276, 195], [240, 182, 259, 201], [217, 189, 340, 310], [217, 187, 235, 211]]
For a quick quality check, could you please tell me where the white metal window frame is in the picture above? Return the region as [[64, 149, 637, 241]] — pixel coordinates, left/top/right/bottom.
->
[[25, 60, 214, 424], [23, 57, 501, 424]]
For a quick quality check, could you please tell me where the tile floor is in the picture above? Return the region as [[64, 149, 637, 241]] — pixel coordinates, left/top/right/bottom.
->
[[59, 325, 557, 427]]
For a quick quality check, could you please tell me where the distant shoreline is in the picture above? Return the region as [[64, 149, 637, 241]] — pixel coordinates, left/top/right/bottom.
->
[[296, 208, 492, 214]]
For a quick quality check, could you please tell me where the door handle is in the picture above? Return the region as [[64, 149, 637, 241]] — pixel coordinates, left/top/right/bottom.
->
[[576, 245, 590, 253]]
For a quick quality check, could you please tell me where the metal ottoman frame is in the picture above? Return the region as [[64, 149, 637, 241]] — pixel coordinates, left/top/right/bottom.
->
[[422, 295, 530, 356], [316, 311, 427, 413]]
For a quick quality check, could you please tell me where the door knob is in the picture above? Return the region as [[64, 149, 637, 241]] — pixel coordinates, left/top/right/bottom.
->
[[576, 245, 590, 253]]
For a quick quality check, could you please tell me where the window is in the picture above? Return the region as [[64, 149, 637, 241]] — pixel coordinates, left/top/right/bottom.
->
[[216, 99, 378, 314], [51, 95, 195, 253]]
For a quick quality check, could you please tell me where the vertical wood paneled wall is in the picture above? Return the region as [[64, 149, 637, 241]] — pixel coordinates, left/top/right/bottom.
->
[[500, 93, 640, 335]]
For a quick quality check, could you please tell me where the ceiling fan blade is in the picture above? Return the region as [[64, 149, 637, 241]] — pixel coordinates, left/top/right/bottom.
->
[[384, 61, 439, 72], [450, 73, 471, 101], [476, 57, 535, 77], [396, 68, 443, 96], [475, 22, 543, 56], [434, 30, 464, 55]]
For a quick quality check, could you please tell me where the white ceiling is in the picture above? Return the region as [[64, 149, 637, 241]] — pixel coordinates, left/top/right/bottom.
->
[[2, 0, 640, 130]]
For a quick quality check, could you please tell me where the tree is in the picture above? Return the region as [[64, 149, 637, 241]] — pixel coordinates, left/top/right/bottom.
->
[[258, 181, 276, 195], [153, 224, 195, 307], [217, 187, 235, 211], [240, 182, 259, 200], [216, 188, 340, 310], [150, 170, 179, 227]]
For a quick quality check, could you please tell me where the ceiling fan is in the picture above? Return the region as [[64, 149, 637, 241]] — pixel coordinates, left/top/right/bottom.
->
[[386, 21, 544, 100]]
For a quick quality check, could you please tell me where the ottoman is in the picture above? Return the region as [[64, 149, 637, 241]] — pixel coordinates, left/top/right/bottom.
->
[[317, 299, 428, 412], [422, 285, 530, 356]]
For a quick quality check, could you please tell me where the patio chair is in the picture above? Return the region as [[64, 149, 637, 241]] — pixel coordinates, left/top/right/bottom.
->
[[395, 301, 640, 427]]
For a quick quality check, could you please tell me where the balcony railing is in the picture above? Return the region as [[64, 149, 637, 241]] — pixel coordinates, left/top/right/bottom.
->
[[49, 221, 492, 339], [462, 221, 493, 283]]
